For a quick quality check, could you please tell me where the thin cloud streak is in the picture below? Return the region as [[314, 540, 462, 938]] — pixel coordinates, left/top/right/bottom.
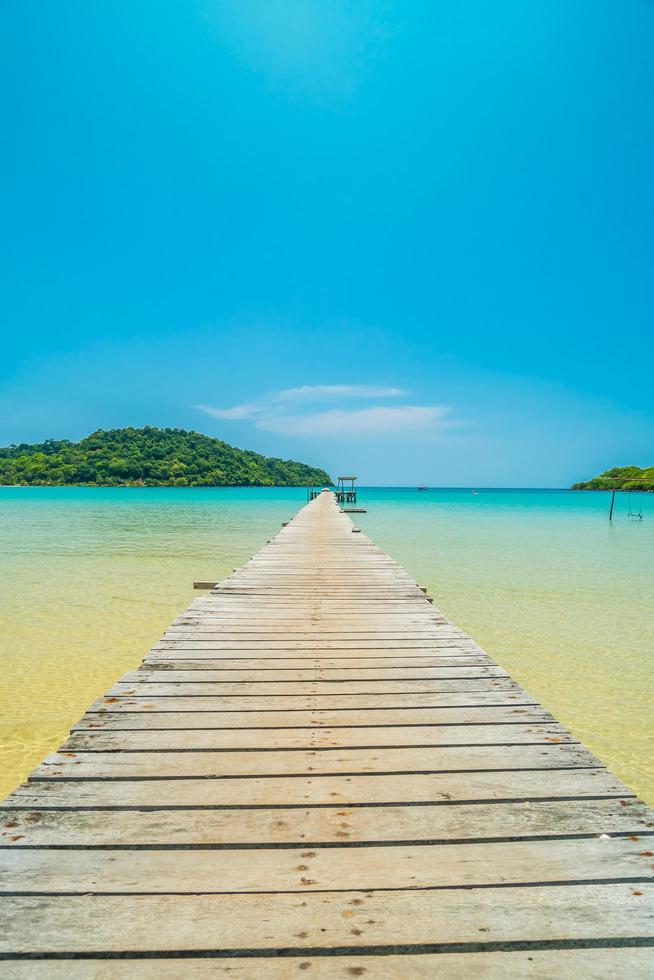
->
[[196, 402, 261, 420], [196, 382, 407, 422], [275, 384, 407, 402], [257, 405, 451, 437]]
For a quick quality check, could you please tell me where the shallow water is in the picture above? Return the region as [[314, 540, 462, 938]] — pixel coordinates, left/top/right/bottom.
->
[[1, 486, 652, 802]]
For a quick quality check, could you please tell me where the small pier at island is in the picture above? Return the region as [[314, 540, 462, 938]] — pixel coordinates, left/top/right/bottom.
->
[[309, 475, 366, 512], [335, 474, 358, 504], [336, 474, 366, 513], [1, 490, 654, 975]]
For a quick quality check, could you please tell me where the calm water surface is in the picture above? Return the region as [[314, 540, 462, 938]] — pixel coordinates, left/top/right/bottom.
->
[[1, 486, 652, 802]]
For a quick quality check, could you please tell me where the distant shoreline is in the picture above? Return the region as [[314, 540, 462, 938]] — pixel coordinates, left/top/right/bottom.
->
[[5, 483, 650, 492], [0, 482, 328, 489]]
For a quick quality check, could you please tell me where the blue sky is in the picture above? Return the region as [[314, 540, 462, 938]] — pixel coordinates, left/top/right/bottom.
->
[[1, 0, 652, 485]]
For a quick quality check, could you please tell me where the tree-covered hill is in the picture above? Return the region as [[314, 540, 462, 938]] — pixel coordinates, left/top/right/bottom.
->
[[572, 465, 654, 491], [0, 427, 333, 487]]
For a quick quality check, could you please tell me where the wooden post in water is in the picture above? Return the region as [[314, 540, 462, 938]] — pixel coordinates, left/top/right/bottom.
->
[[609, 489, 616, 521]]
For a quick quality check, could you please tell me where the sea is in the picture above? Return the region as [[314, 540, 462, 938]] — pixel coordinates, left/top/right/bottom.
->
[[1, 486, 652, 803]]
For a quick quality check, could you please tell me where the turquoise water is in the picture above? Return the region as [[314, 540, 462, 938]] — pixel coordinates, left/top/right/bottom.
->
[[1, 486, 653, 802]]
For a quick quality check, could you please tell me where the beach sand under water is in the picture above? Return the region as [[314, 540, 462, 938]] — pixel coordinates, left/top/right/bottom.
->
[[1, 486, 652, 802]]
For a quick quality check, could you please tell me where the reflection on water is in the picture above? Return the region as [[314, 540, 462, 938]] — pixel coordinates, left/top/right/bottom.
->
[[1, 486, 652, 803]]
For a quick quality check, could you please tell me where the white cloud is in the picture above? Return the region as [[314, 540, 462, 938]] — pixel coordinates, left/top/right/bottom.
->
[[197, 386, 452, 440], [275, 384, 407, 402], [196, 382, 406, 422], [257, 405, 451, 437], [196, 402, 261, 420]]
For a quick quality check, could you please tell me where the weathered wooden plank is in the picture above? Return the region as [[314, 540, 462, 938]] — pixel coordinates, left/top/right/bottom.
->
[[156, 631, 475, 643], [125, 667, 503, 682], [2, 798, 652, 848], [156, 638, 469, 648], [2, 837, 653, 894], [143, 656, 495, 669], [148, 643, 477, 664], [1, 885, 653, 953], [164, 619, 459, 625], [5, 949, 654, 979], [61, 721, 571, 751], [31, 743, 597, 780], [71, 704, 550, 729], [106, 679, 515, 696], [88, 692, 530, 713], [143, 656, 490, 669], [3, 768, 631, 808]]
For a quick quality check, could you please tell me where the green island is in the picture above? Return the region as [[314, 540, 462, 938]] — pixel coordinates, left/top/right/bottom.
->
[[573, 465, 654, 492], [0, 427, 333, 487]]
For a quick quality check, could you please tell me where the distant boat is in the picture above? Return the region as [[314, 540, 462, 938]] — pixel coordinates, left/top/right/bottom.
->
[[472, 490, 479, 495], [418, 485, 428, 491]]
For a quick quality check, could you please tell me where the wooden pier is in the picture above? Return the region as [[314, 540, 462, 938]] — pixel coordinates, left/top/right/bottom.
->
[[1, 490, 653, 976]]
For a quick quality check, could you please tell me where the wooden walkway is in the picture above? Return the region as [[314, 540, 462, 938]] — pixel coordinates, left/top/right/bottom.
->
[[1, 490, 653, 977]]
